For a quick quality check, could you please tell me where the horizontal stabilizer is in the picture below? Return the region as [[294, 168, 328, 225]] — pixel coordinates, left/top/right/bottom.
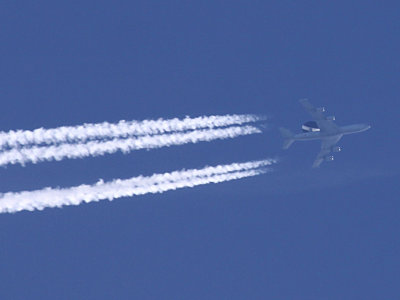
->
[[279, 127, 295, 150]]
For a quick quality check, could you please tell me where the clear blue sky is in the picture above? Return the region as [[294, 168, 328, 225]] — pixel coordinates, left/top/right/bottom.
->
[[1, 1, 399, 299]]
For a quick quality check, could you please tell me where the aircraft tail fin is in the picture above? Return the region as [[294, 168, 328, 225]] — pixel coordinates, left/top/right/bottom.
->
[[279, 127, 295, 150]]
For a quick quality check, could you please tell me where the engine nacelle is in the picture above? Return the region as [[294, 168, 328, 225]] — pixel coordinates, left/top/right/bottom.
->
[[326, 115, 335, 121], [332, 146, 342, 152], [316, 107, 326, 113], [325, 155, 334, 162]]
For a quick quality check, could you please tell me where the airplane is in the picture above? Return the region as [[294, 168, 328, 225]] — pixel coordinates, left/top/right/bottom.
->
[[280, 99, 371, 168]]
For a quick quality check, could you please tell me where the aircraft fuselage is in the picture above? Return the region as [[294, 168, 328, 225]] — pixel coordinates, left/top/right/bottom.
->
[[293, 123, 370, 141]]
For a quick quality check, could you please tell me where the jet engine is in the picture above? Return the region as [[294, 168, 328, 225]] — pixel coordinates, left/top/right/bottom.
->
[[325, 155, 334, 162], [325, 116, 335, 121], [332, 146, 342, 152]]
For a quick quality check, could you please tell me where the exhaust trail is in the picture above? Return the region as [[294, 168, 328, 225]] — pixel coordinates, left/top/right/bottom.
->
[[0, 114, 265, 149], [0, 159, 276, 213], [0, 125, 261, 167]]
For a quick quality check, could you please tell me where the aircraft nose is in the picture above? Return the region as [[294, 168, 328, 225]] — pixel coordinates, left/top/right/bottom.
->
[[362, 124, 371, 132]]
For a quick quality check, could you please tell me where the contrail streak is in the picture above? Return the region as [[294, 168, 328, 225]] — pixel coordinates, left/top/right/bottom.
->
[[0, 114, 265, 149], [0, 126, 261, 166], [0, 159, 276, 213]]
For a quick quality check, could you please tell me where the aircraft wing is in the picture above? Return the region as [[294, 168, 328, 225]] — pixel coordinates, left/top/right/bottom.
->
[[312, 135, 343, 168], [299, 99, 339, 133]]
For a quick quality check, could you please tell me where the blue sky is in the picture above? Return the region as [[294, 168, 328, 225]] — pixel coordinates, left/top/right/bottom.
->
[[1, 1, 399, 299]]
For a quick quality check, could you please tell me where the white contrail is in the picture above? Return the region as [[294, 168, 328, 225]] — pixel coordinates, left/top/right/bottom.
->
[[0, 159, 276, 213], [0, 114, 265, 149], [0, 125, 261, 166]]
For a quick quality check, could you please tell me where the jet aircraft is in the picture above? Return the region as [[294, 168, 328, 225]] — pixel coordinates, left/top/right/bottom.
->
[[280, 99, 371, 168]]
